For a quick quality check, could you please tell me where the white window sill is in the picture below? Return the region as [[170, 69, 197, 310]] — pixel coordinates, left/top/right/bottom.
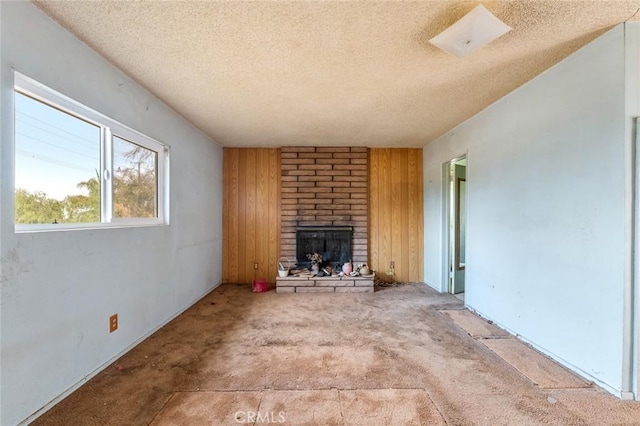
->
[[15, 220, 168, 234]]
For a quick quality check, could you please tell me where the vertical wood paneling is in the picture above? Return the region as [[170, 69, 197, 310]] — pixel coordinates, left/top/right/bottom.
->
[[227, 149, 239, 282], [237, 151, 247, 282], [268, 149, 281, 281], [223, 148, 281, 284], [369, 148, 424, 282], [245, 149, 257, 282], [379, 149, 392, 278], [391, 149, 402, 279], [408, 150, 420, 280], [256, 149, 269, 279], [400, 149, 410, 279]]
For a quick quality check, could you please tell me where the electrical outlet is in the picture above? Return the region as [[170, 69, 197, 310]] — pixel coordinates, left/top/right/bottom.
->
[[109, 314, 118, 333], [254, 263, 259, 270], [390, 261, 395, 269]]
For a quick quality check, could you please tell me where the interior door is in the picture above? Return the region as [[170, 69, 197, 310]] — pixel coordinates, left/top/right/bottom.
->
[[452, 163, 466, 294]]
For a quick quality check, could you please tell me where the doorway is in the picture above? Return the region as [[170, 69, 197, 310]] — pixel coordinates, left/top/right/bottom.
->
[[444, 156, 467, 299]]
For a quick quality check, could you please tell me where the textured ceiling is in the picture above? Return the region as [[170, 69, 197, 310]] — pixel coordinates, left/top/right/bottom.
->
[[34, 1, 640, 148]]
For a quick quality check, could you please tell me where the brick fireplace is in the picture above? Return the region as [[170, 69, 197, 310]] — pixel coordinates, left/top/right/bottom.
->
[[280, 146, 368, 267]]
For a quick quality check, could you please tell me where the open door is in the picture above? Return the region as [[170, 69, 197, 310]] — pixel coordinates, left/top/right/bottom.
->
[[448, 157, 467, 295]]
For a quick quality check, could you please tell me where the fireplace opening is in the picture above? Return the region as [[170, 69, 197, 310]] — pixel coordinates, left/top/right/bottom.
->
[[296, 226, 352, 268]]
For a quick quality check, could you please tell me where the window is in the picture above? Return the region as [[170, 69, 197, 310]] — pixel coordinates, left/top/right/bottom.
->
[[14, 72, 169, 231], [113, 136, 158, 219]]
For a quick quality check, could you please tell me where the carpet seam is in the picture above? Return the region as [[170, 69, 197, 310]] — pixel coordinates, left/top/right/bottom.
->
[[146, 392, 177, 426]]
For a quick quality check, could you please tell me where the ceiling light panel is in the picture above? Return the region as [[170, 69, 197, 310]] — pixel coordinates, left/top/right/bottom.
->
[[429, 5, 512, 58]]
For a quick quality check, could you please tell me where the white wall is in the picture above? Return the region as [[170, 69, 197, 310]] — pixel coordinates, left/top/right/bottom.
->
[[0, 3, 223, 424], [625, 24, 640, 399], [423, 25, 630, 395]]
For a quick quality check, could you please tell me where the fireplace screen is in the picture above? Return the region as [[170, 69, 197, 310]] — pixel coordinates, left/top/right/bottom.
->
[[296, 227, 352, 268]]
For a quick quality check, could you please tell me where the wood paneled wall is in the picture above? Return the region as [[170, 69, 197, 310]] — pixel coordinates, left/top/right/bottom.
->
[[369, 149, 424, 282], [223, 148, 281, 284], [223, 147, 423, 284]]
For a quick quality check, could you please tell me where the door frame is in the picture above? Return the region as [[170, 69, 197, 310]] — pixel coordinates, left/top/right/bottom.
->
[[626, 117, 639, 399], [441, 154, 467, 295]]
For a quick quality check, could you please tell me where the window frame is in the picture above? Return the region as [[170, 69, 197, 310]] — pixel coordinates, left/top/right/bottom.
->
[[14, 72, 170, 232]]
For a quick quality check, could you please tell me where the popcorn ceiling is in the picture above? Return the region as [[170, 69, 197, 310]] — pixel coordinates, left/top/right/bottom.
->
[[35, 1, 640, 147]]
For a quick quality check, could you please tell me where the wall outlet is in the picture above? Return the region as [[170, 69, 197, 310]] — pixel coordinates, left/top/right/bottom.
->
[[254, 263, 259, 270], [109, 314, 118, 333]]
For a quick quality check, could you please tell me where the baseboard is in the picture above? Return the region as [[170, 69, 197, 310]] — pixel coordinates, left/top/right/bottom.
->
[[423, 280, 442, 292], [19, 281, 222, 425]]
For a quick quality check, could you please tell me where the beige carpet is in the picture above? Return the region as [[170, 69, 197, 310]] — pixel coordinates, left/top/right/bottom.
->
[[151, 389, 445, 426], [480, 338, 591, 390], [440, 309, 508, 339], [440, 308, 590, 390], [34, 283, 640, 425]]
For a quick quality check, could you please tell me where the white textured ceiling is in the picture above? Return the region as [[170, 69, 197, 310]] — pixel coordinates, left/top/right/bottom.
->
[[34, 1, 640, 148]]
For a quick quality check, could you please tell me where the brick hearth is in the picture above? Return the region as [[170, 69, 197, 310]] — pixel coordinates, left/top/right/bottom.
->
[[275, 276, 374, 293], [280, 147, 368, 265]]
